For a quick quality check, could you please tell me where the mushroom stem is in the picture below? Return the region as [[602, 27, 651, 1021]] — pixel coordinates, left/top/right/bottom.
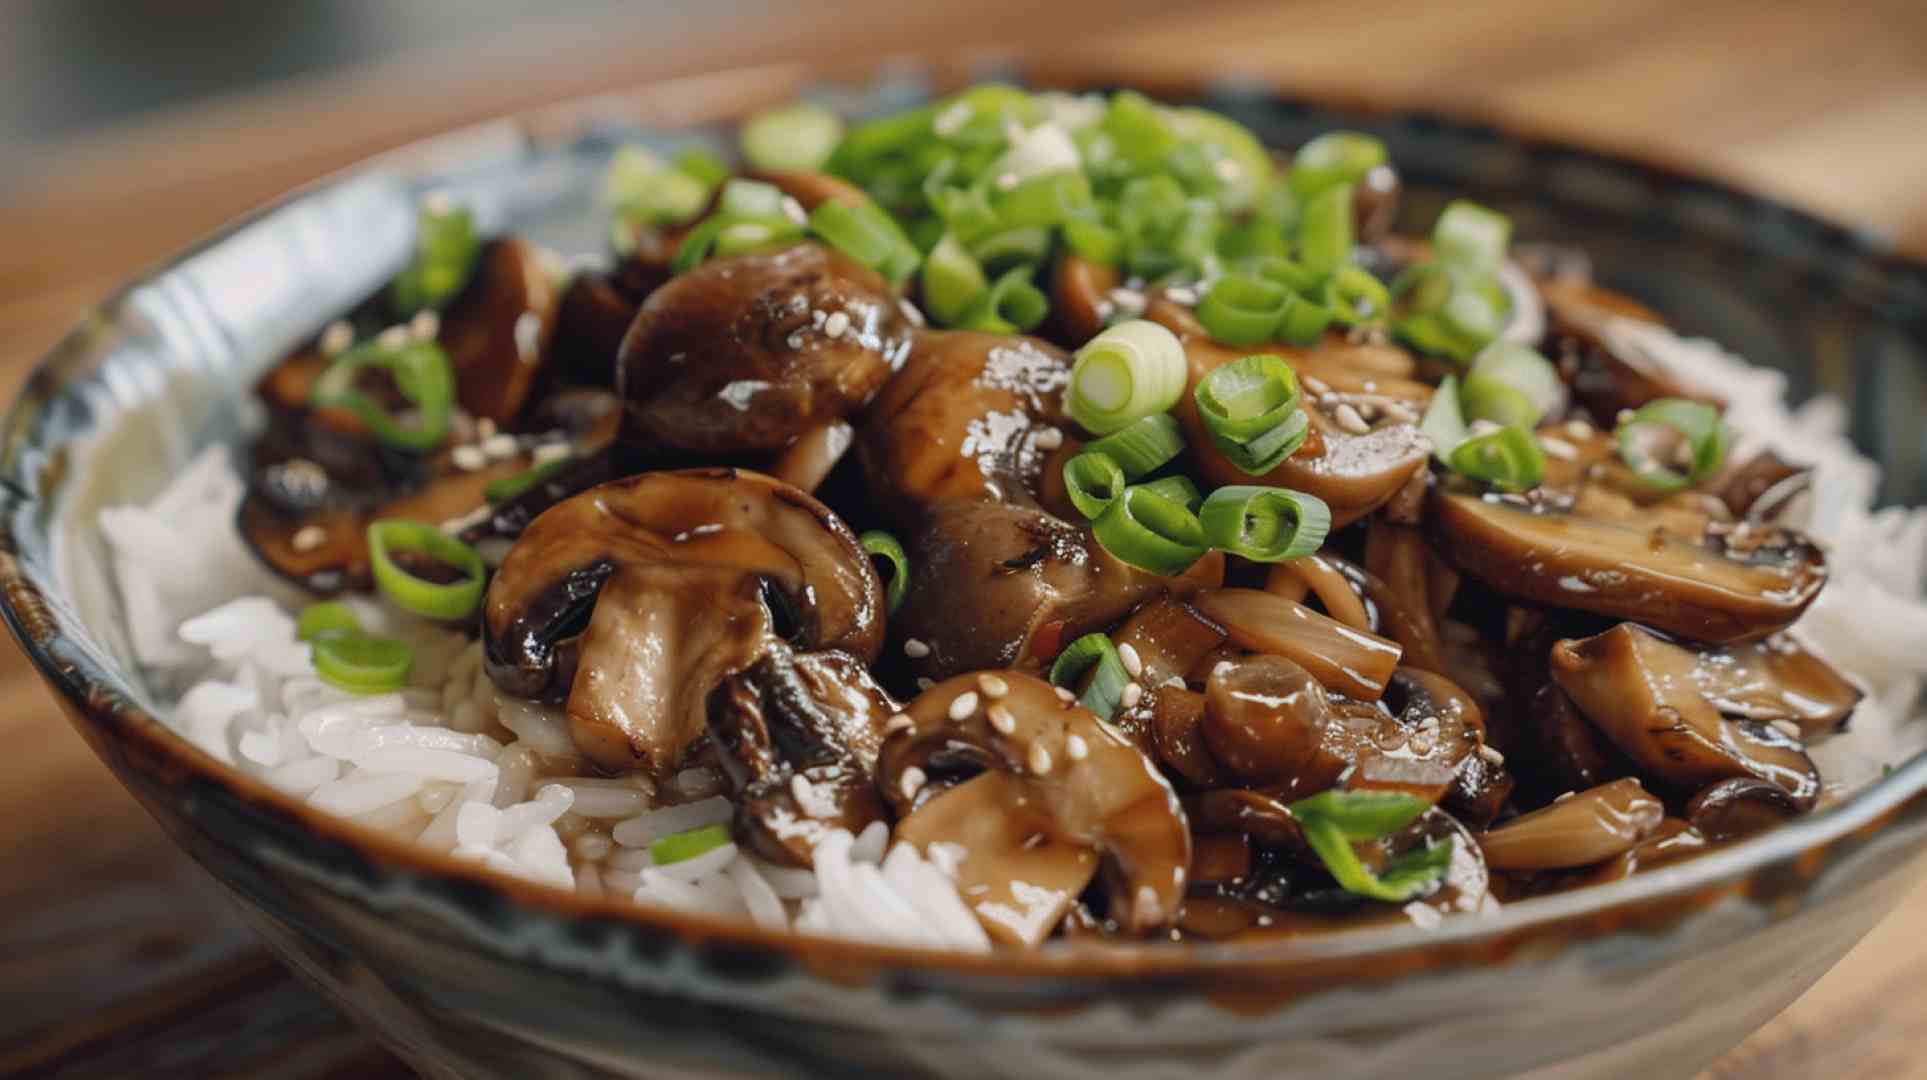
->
[[1192, 588, 1403, 700], [1477, 778, 1664, 871]]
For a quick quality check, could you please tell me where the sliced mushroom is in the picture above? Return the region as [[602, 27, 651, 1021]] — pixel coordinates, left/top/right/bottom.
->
[[1684, 777, 1802, 842], [1430, 490, 1826, 643], [616, 242, 912, 457], [1048, 254, 1122, 347], [1153, 301, 1431, 527], [1527, 680, 1633, 797], [878, 672, 1191, 938], [1550, 623, 1821, 808], [1191, 587, 1403, 700], [855, 330, 1073, 527], [551, 270, 639, 388], [1539, 278, 1720, 425], [1477, 778, 1664, 871], [891, 499, 1222, 681], [707, 648, 896, 866], [1362, 522, 1452, 675], [1271, 552, 1450, 676], [767, 419, 855, 494], [482, 468, 884, 776], [1385, 667, 1513, 827], [1200, 654, 1344, 791], [439, 237, 561, 425]]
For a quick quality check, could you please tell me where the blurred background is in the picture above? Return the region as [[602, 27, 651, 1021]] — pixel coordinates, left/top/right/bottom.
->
[[3, 1, 1925, 1076]]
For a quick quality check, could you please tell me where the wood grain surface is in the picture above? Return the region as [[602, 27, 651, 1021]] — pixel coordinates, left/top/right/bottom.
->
[[3, 2, 1924, 1076]]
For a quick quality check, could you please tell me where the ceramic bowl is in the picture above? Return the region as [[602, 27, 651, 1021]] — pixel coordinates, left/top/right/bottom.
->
[[5, 60, 1927, 1080]]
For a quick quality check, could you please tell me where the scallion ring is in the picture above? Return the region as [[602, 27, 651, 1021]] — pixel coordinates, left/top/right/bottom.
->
[[1067, 319, 1188, 434], [390, 200, 479, 315], [991, 169, 1095, 230], [740, 101, 845, 172], [859, 530, 911, 614], [1083, 413, 1185, 478], [717, 178, 787, 220], [1447, 426, 1546, 492], [1432, 199, 1511, 277], [671, 146, 730, 189], [484, 456, 572, 503], [1195, 354, 1302, 443], [1063, 218, 1123, 267], [1295, 181, 1354, 277], [366, 520, 487, 621], [1197, 273, 1291, 346], [1463, 342, 1562, 428], [1063, 451, 1127, 520], [968, 226, 1053, 273], [712, 219, 803, 259], [1289, 131, 1389, 199], [650, 823, 734, 865], [1091, 485, 1209, 576], [1047, 632, 1132, 722], [308, 339, 455, 453], [810, 198, 921, 285], [1323, 265, 1392, 327], [921, 233, 990, 326], [1615, 398, 1731, 494], [1199, 485, 1332, 563], [312, 633, 414, 696], [296, 602, 360, 643], [1134, 474, 1203, 513], [958, 264, 1049, 333], [1276, 291, 1336, 346]]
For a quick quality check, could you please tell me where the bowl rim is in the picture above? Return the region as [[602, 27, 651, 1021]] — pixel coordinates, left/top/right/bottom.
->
[[4, 53, 1926, 984]]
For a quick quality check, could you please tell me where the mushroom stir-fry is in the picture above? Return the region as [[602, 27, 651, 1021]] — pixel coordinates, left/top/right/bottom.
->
[[243, 86, 1867, 946]]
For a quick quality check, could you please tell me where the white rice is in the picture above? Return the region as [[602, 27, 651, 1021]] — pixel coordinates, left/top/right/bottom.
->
[[98, 317, 1926, 948]]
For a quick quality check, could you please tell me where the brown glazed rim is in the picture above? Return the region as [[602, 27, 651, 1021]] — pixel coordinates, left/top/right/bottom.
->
[[4, 53, 1927, 987]]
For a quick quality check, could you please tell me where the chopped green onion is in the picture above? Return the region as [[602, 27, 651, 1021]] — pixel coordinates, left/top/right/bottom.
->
[[1199, 485, 1332, 562], [969, 226, 1053, 273], [1616, 398, 1731, 494], [859, 530, 910, 614], [1063, 219, 1123, 266], [1197, 273, 1291, 346], [1091, 485, 1209, 576], [1289, 132, 1389, 199], [810, 198, 921, 285], [313, 633, 414, 696], [958, 264, 1049, 333], [920, 233, 989, 326], [1163, 107, 1275, 212], [670, 217, 729, 274], [1391, 264, 1506, 363], [484, 456, 572, 503], [366, 521, 486, 622], [390, 199, 480, 315], [1063, 452, 1127, 519], [1101, 91, 1179, 172], [991, 169, 1094, 229], [1287, 789, 1450, 903], [1295, 182, 1354, 277], [1084, 413, 1185, 478], [713, 219, 803, 258], [309, 340, 455, 453], [1463, 342, 1562, 428], [602, 145, 709, 227], [1276, 291, 1336, 346], [649, 823, 734, 865], [1067, 319, 1189, 434], [717, 178, 787, 220], [1135, 475, 1203, 513], [672, 147, 730, 190], [296, 602, 360, 643], [1323, 265, 1392, 327], [741, 101, 845, 172], [1419, 374, 1469, 467], [1433, 199, 1511, 277], [1047, 632, 1132, 721], [1194, 354, 1301, 443], [1448, 426, 1546, 492]]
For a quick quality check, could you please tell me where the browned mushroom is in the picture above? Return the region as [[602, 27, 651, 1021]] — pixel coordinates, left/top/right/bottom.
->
[[1550, 623, 1821, 808], [1683, 777, 1803, 842], [1689, 634, 1863, 736], [1191, 587, 1403, 700], [1477, 778, 1664, 871], [482, 468, 885, 776], [1539, 278, 1721, 425], [855, 330, 1074, 527], [1048, 254, 1121, 346], [1430, 490, 1827, 643], [1152, 301, 1432, 528], [878, 672, 1191, 942], [890, 499, 1223, 681], [551, 270, 639, 388], [439, 237, 561, 425], [1270, 551, 1451, 676], [616, 242, 912, 457], [708, 648, 897, 866]]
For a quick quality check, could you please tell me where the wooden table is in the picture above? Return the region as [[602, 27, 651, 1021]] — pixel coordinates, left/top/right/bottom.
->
[[4, 2, 1925, 1075]]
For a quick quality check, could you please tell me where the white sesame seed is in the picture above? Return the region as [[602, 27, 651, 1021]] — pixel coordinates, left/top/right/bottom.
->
[[451, 445, 488, 472], [1468, 418, 1503, 438], [1065, 734, 1089, 761], [1555, 790, 1575, 803], [1539, 436, 1579, 461], [903, 638, 931, 659], [1028, 742, 1053, 775], [1300, 375, 1331, 397], [1032, 426, 1064, 451], [823, 311, 851, 339], [916, 677, 936, 691], [948, 691, 980, 721], [532, 442, 572, 467], [290, 525, 327, 553], [884, 713, 913, 734], [376, 325, 409, 350], [1120, 682, 1143, 710], [1116, 643, 1143, 678], [1105, 287, 1147, 313], [1053, 686, 1076, 704], [898, 298, 927, 327], [319, 320, 354, 357], [1771, 719, 1803, 740], [409, 309, 440, 342], [899, 766, 927, 800], [1333, 403, 1372, 435], [987, 703, 1016, 734], [1478, 743, 1506, 766], [481, 434, 519, 461], [1212, 660, 1234, 678], [780, 195, 807, 225], [1565, 419, 1595, 439], [476, 417, 497, 439], [421, 190, 455, 216], [977, 673, 1009, 699], [1615, 408, 1634, 426], [1164, 285, 1199, 306]]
